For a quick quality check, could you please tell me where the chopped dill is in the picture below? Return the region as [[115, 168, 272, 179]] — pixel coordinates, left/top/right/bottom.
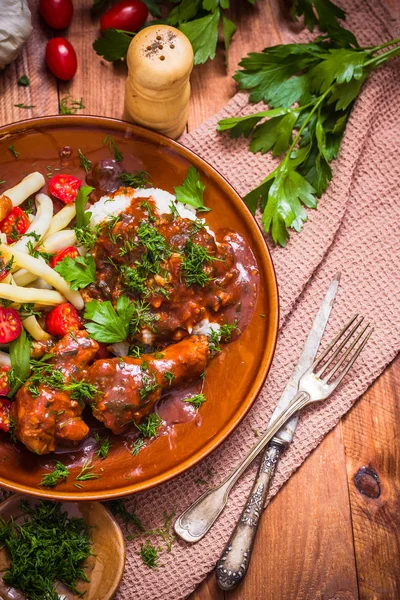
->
[[94, 433, 112, 459], [78, 148, 92, 173], [74, 223, 99, 250], [131, 437, 145, 455], [17, 75, 30, 86], [121, 265, 148, 297], [8, 145, 19, 159], [63, 378, 101, 405], [107, 499, 145, 531], [163, 371, 175, 385], [26, 240, 52, 263], [139, 541, 161, 569], [130, 300, 159, 335], [208, 321, 239, 354], [139, 371, 159, 401], [135, 413, 162, 438], [75, 458, 100, 483], [0, 500, 92, 600], [118, 170, 151, 188], [180, 240, 218, 287], [137, 221, 171, 272], [184, 393, 207, 409], [102, 134, 123, 162], [59, 95, 85, 115], [40, 461, 70, 487]]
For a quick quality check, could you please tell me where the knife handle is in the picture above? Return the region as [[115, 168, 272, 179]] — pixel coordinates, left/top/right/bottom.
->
[[215, 441, 284, 591]]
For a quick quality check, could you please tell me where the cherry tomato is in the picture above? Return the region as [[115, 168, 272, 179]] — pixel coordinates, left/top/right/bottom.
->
[[50, 246, 79, 268], [0, 367, 10, 398], [39, 0, 74, 29], [45, 38, 77, 81], [46, 303, 82, 337], [0, 397, 11, 432], [0, 207, 30, 244], [0, 308, 22, 344], [49, 174, 82, 204], [100, 0, 148, 33]]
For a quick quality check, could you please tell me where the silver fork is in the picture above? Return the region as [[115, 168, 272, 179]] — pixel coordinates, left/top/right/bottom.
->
[[174, 316, 373, 566]]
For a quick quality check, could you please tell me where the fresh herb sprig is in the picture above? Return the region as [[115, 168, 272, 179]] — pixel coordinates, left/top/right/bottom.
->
[[218, 36, 400, 246], [60, 95, 85, 115], [118, 170, 151, 188], [94, 433, 112, 459], [135, 413, 162, 438], [54, 255, 97, 290], [174, 166, 209, 212], [184, 393, 207, 409], [40, 461, 70, 487]]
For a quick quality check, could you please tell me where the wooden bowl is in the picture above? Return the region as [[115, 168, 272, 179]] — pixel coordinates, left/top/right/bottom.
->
[[0, 494, 125, 600], [0, 116, 279, 500]]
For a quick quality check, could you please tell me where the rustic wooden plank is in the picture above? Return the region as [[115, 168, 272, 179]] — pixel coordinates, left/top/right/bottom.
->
[[58, 2, 127, 120], [189, 571, 225, 600], [190, 425, 359, 600], [343, 358, 400, 600], [0, 0, 59, 126]]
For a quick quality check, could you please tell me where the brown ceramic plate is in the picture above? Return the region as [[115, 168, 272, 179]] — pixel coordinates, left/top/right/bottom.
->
[[0, 494, 125, 600], [0, 116, 279, 500]]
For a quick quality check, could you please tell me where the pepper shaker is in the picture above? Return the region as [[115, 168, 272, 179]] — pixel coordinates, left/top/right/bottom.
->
[[124, 25, 194, 139]]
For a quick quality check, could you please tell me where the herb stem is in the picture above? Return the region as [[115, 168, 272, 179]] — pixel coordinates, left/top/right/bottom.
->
[[365, 44, 400, 68], [285, 85, 335, 165], [369, 37, 400, 53]]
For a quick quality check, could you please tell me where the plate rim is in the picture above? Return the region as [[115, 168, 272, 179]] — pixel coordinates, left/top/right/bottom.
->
[[0, 115, 279, 500]]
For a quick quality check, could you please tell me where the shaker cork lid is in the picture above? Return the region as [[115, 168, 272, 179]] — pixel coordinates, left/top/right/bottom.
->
[[126, 25, 194, 91]]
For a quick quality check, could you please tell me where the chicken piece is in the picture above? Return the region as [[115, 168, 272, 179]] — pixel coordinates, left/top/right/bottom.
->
[[11, 331, 99, 455], [86, 335, 209, 434]]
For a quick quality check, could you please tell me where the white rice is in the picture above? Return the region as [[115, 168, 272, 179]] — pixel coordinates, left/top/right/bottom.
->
[[89, 187, 208, 231]]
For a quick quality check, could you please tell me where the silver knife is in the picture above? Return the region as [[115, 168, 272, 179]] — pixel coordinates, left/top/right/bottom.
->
[[174, 273, 340, 554]]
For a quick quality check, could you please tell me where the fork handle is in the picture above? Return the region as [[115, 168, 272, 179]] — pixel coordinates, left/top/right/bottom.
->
[[175, 392, 309, 543], [216, 441, 284, 591]]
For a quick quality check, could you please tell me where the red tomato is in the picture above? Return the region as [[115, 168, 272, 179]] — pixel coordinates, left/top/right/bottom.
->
[[0, 308, 22, 344], [39, 0, 73, 29], [50, 246, 79, 268], [0, 367, 10, 398], [46, 303, 82, 337], [45, 38, 77, 81], [100, 0, 148, 33], [0, 397, 11, 432], [49, 174, 82, 204], [0, 207, 30, 244]]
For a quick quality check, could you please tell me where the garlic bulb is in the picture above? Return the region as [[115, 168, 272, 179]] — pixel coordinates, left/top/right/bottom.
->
[[0, 0, 32, 70]]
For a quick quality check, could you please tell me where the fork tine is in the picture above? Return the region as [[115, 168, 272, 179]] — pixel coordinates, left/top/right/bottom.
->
[[312, 314, 359, 372], [317, 316, 364, 378], [322, 322, 370, 381], [328, 327, 373, 387]]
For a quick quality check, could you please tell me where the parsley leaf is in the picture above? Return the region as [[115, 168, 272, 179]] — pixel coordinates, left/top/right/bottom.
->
[[218, 35, 400, 246], [84, 296, 135, 343], [179, 10, 220, 65], [54, 255, 96, 290], [292, 0, 358, 47], [174, 166, 209, 212], [93, 28, 133, 62]]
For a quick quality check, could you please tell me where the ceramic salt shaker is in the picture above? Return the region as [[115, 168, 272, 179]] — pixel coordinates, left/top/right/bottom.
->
[[124, 25, 194, 139]]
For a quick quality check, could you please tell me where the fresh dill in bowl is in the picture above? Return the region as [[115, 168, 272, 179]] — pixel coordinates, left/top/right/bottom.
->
[[0, 500, 92, 600]]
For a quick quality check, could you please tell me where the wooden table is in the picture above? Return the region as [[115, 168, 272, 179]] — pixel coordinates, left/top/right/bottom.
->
[[1, 2, 399, 599]]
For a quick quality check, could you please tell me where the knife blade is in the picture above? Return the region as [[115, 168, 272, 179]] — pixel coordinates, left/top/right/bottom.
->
[[269, 271, 341, 445]]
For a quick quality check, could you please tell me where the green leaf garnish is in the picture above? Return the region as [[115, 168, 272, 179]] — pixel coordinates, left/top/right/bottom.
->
[[17, 75, 30, 86], [135, 413, 162, 438], [184, 393, 207, 408], [174, 166, 209, 212], [7, 329, 31, 397], [179, 10, 220, 65], [54, 255, 96, 290], [93, 28, 134, 62], [74, 185, 94, 229]]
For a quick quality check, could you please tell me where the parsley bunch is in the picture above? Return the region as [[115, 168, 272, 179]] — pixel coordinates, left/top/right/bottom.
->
[[218, 35, 400, 246]]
